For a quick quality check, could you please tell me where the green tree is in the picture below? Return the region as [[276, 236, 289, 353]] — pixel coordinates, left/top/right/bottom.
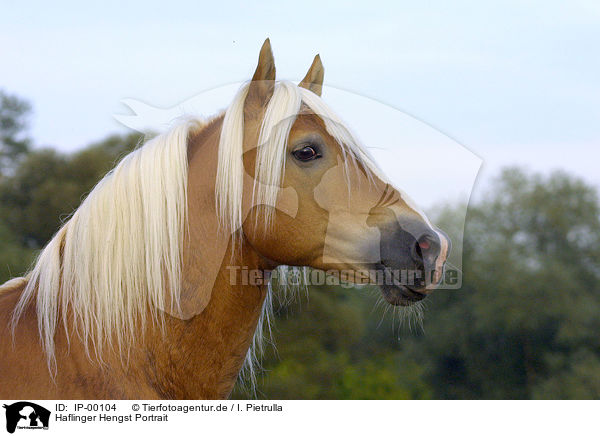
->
[[233, 284, 434, 399], [402, 168, 600, 399], [0, 90, 32, 176]]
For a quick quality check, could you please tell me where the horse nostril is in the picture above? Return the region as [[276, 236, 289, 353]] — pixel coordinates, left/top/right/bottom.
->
[[411, 235, 437, 263]]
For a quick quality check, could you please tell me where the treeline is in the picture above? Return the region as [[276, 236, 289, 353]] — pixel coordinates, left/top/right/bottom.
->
[[1, 90, 599, 399]]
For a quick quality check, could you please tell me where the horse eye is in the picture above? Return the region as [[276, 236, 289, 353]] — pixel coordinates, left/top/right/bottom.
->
[[292, 145, 321, 162]]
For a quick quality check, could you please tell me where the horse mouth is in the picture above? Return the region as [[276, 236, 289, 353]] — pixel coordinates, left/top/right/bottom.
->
[[376, 262, 428, 306], [380, 283, 426, 306]]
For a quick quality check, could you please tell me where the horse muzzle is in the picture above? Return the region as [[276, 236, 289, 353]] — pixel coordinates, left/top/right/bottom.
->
[[375, 221, 451, 306]]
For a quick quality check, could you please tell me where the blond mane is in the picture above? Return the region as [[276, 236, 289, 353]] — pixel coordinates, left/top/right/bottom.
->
[[12, 119, 204, 367]]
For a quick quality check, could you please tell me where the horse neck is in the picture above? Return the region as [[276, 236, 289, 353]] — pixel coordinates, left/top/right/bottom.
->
[[138, 115, 272, 399], [141, 240, 270, 399]]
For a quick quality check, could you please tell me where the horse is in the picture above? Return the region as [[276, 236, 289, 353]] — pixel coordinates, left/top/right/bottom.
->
[[0, 39, 450, 399]]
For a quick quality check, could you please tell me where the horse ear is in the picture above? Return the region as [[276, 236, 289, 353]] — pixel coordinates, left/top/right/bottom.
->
[[299, 54, 324, 96], [247, 38, 276, 110]]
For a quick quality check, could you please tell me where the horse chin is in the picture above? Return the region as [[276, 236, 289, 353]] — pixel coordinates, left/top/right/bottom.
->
[[379, 284, 426, 306]]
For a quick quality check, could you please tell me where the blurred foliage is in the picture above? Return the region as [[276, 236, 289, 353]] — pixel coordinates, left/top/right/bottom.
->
[[0, 90, 32, 175], [1, 91, 599, 399], [233, 287, 433, 400]]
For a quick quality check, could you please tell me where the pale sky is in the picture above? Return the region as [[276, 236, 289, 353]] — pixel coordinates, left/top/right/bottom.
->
[[2, 0, 599, 206]]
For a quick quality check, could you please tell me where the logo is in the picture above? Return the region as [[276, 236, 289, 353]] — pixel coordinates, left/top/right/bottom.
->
[[3, 402, 50, 434]]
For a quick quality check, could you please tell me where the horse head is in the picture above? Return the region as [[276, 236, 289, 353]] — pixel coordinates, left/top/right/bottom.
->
[[229, 39, 451, 306]]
